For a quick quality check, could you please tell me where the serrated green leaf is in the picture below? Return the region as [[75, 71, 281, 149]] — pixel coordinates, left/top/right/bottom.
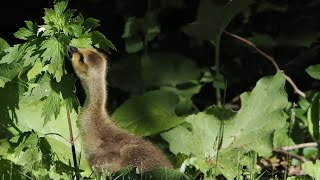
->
[[55, 74, 80, 112], [91, 31, 116, 52], [41, 89, 61, 125], [0, 38, 9, 58], [0, 43, 27, 64], [65, 24, 84, 37], [22, 75, 51, 105], [112, 90, 184, 136], [306, 64, 320, 80], [14, 27, 33, 40], [0, 63, 22, 88], [161, 71, 288, 178], [54, 0, 68, 15], [27, 61, 44, 80], [40, 37, 64, 82], [22, 44, 39, 67], [182, 0, 253, 43], [83, 17, 100, 30], [70, 37, 92, 48]]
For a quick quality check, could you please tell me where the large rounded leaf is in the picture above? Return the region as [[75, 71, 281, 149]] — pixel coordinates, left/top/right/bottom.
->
[[112, 90, 184, 136]]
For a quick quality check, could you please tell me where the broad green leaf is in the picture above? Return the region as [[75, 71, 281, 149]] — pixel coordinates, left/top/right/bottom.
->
[[182, 0, 253, 43], [307, 93, 320, 142], [112, 90, 184, 136], [302, 160, 320, 180], [306, 64, 320, 80], [41, 89, 61, 125], [14, 27, 33, 40], [40, 37, 64, 82], [0, 63, 22, 88], [161, 71, 288, 178], [273, 123, 295, 148], [110, 52, 201, 93]]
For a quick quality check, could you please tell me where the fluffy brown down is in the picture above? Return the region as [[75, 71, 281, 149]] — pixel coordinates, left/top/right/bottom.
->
[[68, 46, 173, 173]]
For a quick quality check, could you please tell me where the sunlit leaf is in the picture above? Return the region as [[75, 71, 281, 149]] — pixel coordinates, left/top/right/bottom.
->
[[161, 71, 288, 178], [112, 90, 184, 136]]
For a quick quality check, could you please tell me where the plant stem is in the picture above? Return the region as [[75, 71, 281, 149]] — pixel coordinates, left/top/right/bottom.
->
[[211, 35, 222, 106], [66, 105, 80, 180]]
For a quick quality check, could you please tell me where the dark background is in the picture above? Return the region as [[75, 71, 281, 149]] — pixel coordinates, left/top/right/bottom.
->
[[1, 0, 319, 110]]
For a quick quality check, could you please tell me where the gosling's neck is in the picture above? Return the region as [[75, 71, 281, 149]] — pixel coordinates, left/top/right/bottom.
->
[[81, 74, 108, 117]]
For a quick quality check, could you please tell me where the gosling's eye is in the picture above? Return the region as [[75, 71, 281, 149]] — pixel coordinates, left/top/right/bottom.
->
[[79, 55, 84, 63]]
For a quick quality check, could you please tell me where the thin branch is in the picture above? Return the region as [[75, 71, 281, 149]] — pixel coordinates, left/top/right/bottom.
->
[[224, 31, 306, 98], [279, 142, 319, 151], [273, 149, 307, 162]]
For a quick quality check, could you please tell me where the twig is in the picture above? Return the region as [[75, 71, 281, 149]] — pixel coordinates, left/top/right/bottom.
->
[[273, 149, 307, 162], [279, 142, 319, 151], [224, 31, 306, 98]]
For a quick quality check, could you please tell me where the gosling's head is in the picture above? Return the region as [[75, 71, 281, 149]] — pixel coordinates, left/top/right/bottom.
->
[[67, 46, 108, 81]]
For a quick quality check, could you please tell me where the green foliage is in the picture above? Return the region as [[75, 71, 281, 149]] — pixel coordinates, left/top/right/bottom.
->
[[112, 90, 184, 136], [0, 0, 319, 179], [302, 160, 320, 179], [306, 64, 320, 80], [182, 0, 253, 44], [162, 72, 288, 178]]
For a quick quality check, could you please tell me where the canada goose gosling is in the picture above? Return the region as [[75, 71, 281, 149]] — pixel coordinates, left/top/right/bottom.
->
[[67, 46, 173, 174]]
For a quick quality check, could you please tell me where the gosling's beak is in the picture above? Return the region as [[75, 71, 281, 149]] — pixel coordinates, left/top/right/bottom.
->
[[67, 45, 78, 57]]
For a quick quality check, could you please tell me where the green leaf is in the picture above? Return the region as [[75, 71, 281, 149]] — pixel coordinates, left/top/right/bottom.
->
[[91, 31, 116, 52], [22, 74, 51, 105], [41, 89, 61, 125], [110, 52, 201, 93], [307, 93, 320, 142], [54, 0, 68, 15], [182, 0, 253, 43], [14, 27, 33, 40], [0, 38, 9, 58], [161, 71, 288, 178], [70, 37, 93, 48], [112, 90, 184, 136], [306, 64, 320, 80], [302, 160, 320, 180], [22, 44, 40, 67], [124, 38, 144, 53], [83, 17, 100, 30], [40, 37, 64, 82], [0, 63, 23, 88], [0, 43, 27, 64], [27, 61, 46, 81]]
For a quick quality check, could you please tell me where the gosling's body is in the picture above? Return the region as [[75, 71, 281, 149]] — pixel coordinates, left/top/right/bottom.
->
[[68, 46, 173, 173]]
